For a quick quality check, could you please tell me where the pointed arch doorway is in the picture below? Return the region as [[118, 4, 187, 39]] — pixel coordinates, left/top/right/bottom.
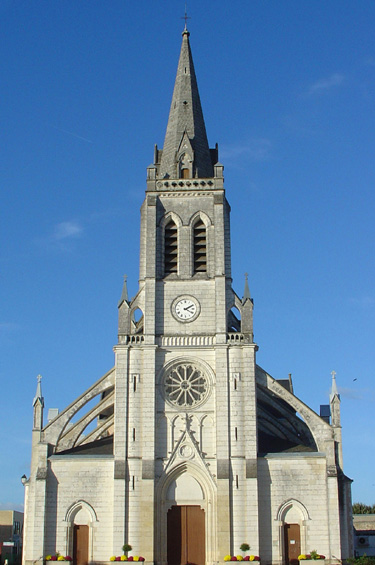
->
[[156, 465, 216, 565], [167, 505, 205, 565]]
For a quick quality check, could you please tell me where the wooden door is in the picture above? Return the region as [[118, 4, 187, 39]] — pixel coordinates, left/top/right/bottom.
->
[[73, 524, 89, 565], [284, 523, 301, 565], [167, 505, 205, 565]]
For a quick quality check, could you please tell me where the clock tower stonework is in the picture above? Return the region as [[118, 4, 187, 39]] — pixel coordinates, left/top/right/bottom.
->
[[115, 27, 257, 563]]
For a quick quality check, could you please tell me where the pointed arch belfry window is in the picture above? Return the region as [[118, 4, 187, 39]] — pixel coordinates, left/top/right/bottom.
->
[[193, 219, 207, 273], [164, 220, 178, 274]]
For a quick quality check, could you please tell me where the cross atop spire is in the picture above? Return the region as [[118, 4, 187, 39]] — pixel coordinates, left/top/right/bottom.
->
[[158, 28, 214, 179], [181, 3, 191, 31]]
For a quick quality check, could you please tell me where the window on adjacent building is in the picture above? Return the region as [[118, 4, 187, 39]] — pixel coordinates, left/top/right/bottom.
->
[[164, 220, 178, 274], [193, 219, 207, 273]]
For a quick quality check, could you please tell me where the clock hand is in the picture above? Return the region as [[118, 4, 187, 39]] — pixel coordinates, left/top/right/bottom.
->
[[184, 305, 195, 312]]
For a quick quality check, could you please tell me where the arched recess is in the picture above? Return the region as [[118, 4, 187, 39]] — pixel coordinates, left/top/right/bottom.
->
[[275, 499, 310, 564], [200, 415, 215, 458], [160, 212, 183, 276], [277, 499, 310, 523], [63, 500, 98, 562], [155, 462, 216, 565], [189, 212, 212, 275], [227, 306, 241, 332], [130, 306, 144, 334]]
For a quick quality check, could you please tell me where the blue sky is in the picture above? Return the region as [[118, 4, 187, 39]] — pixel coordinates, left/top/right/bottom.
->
[[1, 0, 375, 510]]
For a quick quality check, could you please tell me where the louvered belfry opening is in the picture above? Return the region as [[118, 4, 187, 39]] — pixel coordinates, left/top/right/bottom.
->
[[164, 220, 178, 274], [193, 219, 207, 273]]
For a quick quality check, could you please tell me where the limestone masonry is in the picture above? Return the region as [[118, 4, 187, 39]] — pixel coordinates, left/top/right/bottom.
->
[[22, 26, 353, 565]]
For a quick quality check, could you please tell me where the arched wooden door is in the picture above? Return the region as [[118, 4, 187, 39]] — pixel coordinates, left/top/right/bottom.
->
[[167, 505, 205, 565], [284, 523, 301, 565], [73, 524, 89, 565]]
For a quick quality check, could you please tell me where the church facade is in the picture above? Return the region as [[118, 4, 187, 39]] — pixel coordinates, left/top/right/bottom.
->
[[23, 28, 353, 565]]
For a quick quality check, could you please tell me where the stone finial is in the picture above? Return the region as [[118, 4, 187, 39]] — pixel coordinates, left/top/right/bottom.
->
[[32, 374, 44, 407], [33, 374, 44, 431], [243, 272, 251, 302], [330, 370, 340, 403]]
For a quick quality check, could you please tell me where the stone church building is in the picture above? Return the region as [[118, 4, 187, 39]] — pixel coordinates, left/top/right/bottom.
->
[[23, 27, 353, 565]]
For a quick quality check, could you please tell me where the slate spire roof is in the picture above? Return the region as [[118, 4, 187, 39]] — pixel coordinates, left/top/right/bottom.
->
[[158, 27, 214, 179]]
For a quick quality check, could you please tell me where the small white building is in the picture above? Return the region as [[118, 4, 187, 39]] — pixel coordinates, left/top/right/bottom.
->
[[354, 515, 375, 557], [22, 26, 353, 565]]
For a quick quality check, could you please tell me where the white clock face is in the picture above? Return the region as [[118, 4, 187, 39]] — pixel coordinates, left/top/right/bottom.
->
[[172, 296, 200, 322]]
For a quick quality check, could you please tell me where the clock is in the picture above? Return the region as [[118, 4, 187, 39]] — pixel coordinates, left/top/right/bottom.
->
[[172, 295, 200, 322]]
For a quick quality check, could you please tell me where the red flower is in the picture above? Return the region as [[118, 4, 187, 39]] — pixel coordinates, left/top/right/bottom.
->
[[231, 558, 237, 561], [254, 558, 260, 562], [128, 558, 133, 562], [115, 558, 121, 561], [320, 557, 325, 560], [244, 558, 250, 562], [51, 558, 57, 561], [138, 559, 145, 562]]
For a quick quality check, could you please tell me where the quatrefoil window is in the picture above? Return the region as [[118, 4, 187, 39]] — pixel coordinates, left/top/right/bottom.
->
[[164, 364, 209, 408]]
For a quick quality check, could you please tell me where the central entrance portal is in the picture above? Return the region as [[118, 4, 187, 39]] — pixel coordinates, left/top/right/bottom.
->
[[167, 505, 205, 565]]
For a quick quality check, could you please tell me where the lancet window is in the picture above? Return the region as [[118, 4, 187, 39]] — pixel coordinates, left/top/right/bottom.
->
[[164, 220, 178, 274], [193, 219, 207, 273]]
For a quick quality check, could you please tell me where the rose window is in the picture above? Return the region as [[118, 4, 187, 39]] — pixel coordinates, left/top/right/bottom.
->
[[164, 364, 208, 407]]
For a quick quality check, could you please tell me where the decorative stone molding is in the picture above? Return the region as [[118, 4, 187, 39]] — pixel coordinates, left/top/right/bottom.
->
[[161, 335, 214, 346], [156, 179, 214, 190], [227, 332, 252, 345], [36, 467, 47, 480]]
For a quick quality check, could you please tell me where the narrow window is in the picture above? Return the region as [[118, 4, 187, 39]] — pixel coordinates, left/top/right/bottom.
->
[[193, 219, 207, 273], [182, 168, 189, 179], [164, 220, 178, 274]]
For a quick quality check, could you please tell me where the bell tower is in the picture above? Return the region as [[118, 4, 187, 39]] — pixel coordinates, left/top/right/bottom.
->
[[115, 26, 258, 564]]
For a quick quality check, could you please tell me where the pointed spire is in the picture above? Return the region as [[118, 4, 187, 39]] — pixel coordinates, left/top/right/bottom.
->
[[330, 370, 340, 403], [32, 374, 44, 407], [243, 272, 251, 302], [118, 275, 128, 306], [33, 374, 44, 430], [159, 28, 213, 179]]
